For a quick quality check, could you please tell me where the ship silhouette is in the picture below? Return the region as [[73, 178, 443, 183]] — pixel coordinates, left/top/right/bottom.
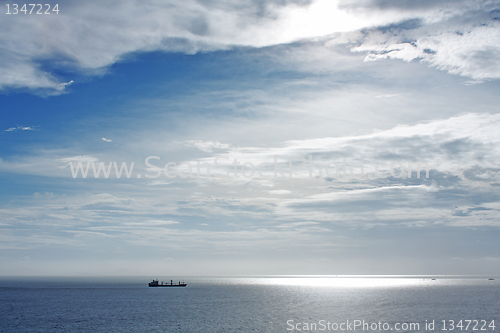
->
[[148, 279, 187, 287]]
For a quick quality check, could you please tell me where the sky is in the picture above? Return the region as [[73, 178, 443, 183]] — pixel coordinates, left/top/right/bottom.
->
[[1, 0, 500, 276]]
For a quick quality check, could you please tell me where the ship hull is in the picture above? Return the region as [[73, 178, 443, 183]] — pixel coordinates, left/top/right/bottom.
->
[[149, 279, 186, 287], [149, 284, 187, 287]]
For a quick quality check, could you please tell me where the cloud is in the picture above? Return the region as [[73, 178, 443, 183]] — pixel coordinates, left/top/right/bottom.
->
[[1, 113, 500, 274], [58, 155, 99, 164], [176, 140, 232, 153], [1, 113, 499, 245], [3, 0, 499, 93], [5, 126, 35, 132], [344, 5, 500, 80], [269, 190, 292, 194], [102, 138, 112, 142], [57, 80, 74, 91], [338, 0, 475, 11], [375, 94, 400, 98], [0, 0, 325, 92], [481, 256, 500, 261], [161, 112, 500, 227]]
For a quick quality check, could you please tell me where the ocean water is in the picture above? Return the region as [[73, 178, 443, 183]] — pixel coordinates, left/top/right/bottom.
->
[[0, 276, 498, 332]]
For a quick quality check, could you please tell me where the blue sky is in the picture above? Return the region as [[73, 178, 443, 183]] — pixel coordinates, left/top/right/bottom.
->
[[1, 0, 500, 276]]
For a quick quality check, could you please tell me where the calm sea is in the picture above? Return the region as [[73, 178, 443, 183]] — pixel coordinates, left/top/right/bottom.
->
[[0, 276, 498, 332]]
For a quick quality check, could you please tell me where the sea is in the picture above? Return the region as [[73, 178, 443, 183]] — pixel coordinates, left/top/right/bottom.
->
[[0, 276, 498, 332]]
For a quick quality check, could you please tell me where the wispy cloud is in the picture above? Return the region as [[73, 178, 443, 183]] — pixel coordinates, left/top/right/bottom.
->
[[57, 80, 74, 91], [5, 126, 35, 132], [375, 94, 400, 98], [176, 140, 232, 153]]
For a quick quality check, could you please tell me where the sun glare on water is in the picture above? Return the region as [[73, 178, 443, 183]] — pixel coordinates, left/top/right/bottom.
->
[[249, 276, 431, 288]]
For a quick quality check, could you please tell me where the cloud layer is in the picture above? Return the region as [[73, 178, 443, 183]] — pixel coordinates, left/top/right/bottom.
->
[[2, 112, 500, 274], [1, 0, 499, 93]]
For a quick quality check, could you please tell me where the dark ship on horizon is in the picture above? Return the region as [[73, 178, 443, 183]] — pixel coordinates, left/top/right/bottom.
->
[[149, 279, 187, 287]]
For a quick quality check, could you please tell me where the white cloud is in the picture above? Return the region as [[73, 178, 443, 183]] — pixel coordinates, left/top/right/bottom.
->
[[5, 126, 35, 132], [58, 155, 99, 163], [0, 0, 347, 91], [269, 190, 292, 194], [57, 80, 74, 91], [375, 94, 400, 98], [177, 140, 232, 153], [2, 0, 499, 92], [347, 9, 500, 80], [102, 138, 112, 142]]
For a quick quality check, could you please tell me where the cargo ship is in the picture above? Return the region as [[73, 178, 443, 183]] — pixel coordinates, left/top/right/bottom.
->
[[149, 279, 187, 287]]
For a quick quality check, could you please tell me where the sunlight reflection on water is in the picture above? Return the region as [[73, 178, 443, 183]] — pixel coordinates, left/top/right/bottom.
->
[[202, 275, 496, 288]]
